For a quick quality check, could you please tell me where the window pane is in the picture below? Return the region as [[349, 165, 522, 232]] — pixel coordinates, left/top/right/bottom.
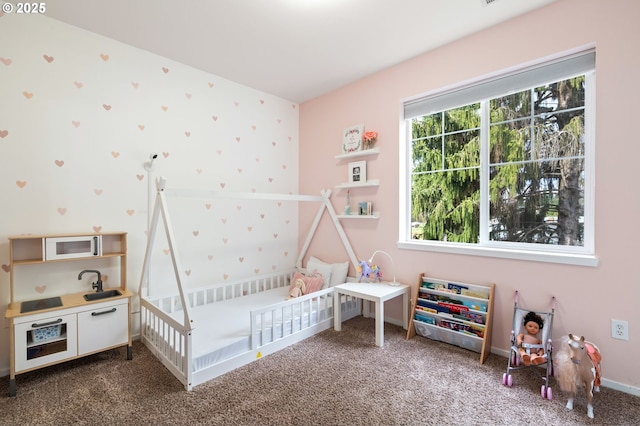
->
[[489, 119, 531, 164], [411, 105, 481, 243], [489, 159, 584, 245], [490, 89, 532, 122], [411, 170, 480, 243]]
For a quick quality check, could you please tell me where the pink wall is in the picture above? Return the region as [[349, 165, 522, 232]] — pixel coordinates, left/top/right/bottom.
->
[[299, 0, 640, 393]]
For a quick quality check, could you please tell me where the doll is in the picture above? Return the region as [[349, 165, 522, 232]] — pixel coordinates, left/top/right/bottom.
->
[[516, 311, 545, 366], [288, 278, 306, 299]]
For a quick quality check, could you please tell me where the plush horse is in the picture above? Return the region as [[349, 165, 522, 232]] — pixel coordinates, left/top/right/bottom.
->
[[357, 260, 382, 282], [553, 333, 602, 419]]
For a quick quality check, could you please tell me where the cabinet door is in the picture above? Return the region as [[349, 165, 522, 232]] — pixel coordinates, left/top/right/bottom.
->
[[77, 302, 128, 355], [14, 313, 78, 372]]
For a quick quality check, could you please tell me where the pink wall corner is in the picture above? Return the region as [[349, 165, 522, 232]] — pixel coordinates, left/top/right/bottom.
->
[[299, 0, 640, 391]]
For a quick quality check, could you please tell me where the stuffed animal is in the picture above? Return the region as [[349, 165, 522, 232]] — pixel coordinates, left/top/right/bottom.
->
[[288, 278, 306, 299], [357, 260, 382, 283]]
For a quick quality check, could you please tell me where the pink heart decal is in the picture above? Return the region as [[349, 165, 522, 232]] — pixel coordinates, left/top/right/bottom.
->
[[103, 104, 111, 111], [57, 208, 67, 215], [138, 124, 145, 130], [111, 151, 120, 158], [237, 168, 242, 173], [185, 270, 191, 276], [220, 182, 225, 188], [136, 174, 144, 181], [251, 125, 256, 131], [162, 67, 169, 73], [216, 150, 222, 155], [235, 137, 240, 142], [260, 214, 265, 219], [72, 121, 80, 128], [291, 104, 296, 109], [16, 180, 26, 188], [204, 203, 211, 209], [23, 91, 33, 99], [234, 102, 239, 107], [269, 177, 273, 182], [247, 227, 252, 232], [282, 165, 287, 170], [223, 274, 229, 280], [100, 53, 109, 61], [0, 130, 8, 138], [35, 285, 46, 294], [161, 105, 168, 112], [212, 115, 218, 121], [94, 189, 103, 196], [55, 160, 64, 167], [1, 264, 10, 273], [284, 251, 288, 256], [255, 158, 260, 162], [208, 82, 214, 88], [131, 82, 139, 88], [163, 249, 170, 255], [260, 100, 264, 104], [208, 255, 214, 261], [93, 226, 102, 232], [185, 93, 191, 99], [193, 230, 199, 236], [273, 233, 278, 238], [185, 131, 190, 137], [222, 238, 228, 244], [43, 54, 54, 63], [162, 152, 169, 158], [221, 218, 227, 224], [257, 247, 263, 252], [196, 169, 202, 174], [0, 57, 12, 66], [272, 142, 276, 146], [126, 209, 135, 216], [238, 257, 244, 263], [254, 268, 260, 274], [74, 81, 83, 88]]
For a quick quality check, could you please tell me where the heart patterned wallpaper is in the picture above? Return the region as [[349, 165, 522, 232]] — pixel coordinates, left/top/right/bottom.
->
[[0, 13, 302, 333]]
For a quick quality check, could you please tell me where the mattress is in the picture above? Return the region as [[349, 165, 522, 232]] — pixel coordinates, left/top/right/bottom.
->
[[165, 286, 329, 372]]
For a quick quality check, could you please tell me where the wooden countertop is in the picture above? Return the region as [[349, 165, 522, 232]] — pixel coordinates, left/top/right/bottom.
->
[[5, 288, 134, 319]]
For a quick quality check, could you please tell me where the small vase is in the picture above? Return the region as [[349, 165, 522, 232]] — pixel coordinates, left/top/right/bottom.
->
[[366, 140, 376, 150]]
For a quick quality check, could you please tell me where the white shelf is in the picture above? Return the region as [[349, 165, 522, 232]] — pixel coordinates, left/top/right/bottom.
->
[[337, 213, 379, 219], [335, 179, 380, 189], [335, 148, 380, 160]]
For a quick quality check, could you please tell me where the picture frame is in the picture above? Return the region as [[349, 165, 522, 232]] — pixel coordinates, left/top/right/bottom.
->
[[348, 160, 366, 184], [342, 124, 364, 154]]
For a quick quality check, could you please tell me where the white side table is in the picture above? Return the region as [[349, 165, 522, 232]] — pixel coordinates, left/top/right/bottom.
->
[[333, 282, 409, 347]]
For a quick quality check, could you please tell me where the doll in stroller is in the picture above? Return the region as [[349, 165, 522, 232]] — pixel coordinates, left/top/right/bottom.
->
[[502, 291, 555, 400]]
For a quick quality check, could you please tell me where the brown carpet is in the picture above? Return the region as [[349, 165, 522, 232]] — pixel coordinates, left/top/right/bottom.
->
[[1, 316, 637, 426]]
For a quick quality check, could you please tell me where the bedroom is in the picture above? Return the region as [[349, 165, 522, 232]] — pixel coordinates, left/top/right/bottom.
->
[[1, 0, 639, 399]]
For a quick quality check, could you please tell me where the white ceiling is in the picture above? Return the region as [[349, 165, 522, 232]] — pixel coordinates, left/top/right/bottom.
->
[[44, 0, 558, 103]]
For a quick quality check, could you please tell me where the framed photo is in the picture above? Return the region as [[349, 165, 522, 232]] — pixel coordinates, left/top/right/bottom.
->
[[342, 124, 364, 154], [348, 161, 367, 184]]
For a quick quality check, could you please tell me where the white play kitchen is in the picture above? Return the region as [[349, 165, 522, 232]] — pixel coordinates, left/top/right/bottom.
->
[[5, 232, 133, 396]]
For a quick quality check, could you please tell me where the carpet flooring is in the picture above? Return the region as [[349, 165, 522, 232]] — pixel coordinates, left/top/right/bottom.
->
[[1, 316, 638, 425]]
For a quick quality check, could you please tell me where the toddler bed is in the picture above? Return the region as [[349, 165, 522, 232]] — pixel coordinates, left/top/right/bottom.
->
[[139, 178, 361, 390]]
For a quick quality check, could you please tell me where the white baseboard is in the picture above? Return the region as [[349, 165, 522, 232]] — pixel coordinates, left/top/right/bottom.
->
[[491, 347, 640, 397]]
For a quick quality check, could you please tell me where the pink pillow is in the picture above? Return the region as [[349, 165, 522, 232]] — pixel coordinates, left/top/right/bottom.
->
[[289, 271, 324, 297]]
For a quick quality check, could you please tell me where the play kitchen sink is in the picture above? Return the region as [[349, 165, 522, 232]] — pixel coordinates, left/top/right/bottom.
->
[[83, 289, 122, 301]]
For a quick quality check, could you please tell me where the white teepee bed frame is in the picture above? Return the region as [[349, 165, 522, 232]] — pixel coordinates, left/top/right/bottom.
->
[[138, 178, 362, 390]]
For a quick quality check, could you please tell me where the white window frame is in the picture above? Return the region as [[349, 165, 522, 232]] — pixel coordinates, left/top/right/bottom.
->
[[398, 46, 597, 267]]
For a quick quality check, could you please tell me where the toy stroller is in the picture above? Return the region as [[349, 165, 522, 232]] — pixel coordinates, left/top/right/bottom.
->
[[502, 290, 555, 400]]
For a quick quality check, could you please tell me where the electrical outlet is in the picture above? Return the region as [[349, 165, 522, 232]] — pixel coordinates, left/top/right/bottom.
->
[[611, 319, 629, 341]]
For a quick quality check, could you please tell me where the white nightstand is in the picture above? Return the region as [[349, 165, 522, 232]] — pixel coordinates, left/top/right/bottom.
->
[[333, 282, 409, 347]]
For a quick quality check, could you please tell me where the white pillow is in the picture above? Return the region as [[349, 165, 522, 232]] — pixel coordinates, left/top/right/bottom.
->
[[304, 260, 333, 289], [308, 256, 349, 287]]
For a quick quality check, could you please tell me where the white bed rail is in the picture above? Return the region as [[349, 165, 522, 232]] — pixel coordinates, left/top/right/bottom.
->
[[250, 287, 334, 350]]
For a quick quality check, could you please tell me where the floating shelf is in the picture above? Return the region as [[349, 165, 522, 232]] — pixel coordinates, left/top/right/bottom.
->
[[337, 212, 379, 219], [335, 179, 380, 189], [335, 148, 380, 160]]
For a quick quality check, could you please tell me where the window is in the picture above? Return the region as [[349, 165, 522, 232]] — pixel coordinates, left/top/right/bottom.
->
[[399, 48, 596, 266]]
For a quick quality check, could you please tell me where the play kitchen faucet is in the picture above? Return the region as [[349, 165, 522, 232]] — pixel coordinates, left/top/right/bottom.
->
[[78, 269, 103, 292]]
